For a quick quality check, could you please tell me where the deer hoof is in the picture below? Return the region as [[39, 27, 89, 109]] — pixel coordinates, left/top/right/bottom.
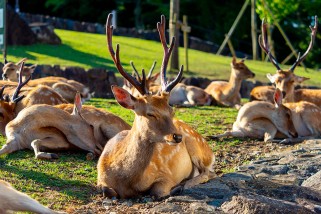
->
[[51, 153, 59, 159], [86, 152, 95, 160], [102, 186, 118, 198], [170, 184, 184, 196]]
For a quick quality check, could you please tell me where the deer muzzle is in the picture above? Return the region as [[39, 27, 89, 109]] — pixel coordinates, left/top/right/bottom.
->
[[164, 133, 182, 145]]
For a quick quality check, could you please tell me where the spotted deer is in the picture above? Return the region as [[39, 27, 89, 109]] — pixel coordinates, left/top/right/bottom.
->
[[205, 57, 255, 109], [0, 179, 65, 214], [211, 88, 298, 142], [1, 92, 102, 160], [97, 14, 215, 199], [2, 58, 91, 102], [0, 63, 67, 136], [250, 16, 319, 105]]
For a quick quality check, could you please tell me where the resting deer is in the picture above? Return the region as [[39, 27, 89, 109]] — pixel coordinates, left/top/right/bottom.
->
[[2, 58, 91, 102], [0, 179, 65, 214], [0, 63, 67, 136], [211, 88, 298, 142], [250, 16, 319, 105], [1, 92, 102, 159], [97, 14, 215, 199], [205, 57, 255, 109]]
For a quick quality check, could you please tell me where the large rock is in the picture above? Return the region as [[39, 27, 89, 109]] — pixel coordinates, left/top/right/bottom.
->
[[6, 6, 37, 45], [301, 170, 321, 191]]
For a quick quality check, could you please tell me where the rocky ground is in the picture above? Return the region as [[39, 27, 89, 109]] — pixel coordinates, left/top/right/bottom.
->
[[70, 139, 321, 214]]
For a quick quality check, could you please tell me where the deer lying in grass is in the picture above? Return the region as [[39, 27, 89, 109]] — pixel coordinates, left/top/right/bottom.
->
[[205, 57, 255, 109], [0, 63, 67, 136], [2, 58, 91, 102], [211, 88, 298, 142], [97, 14, 215, 199], [1, 92, 102, 159], [250, 16, 319, 105], [0, 179, 65, 214]]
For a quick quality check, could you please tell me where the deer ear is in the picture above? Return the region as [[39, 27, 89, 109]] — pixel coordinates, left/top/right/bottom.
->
[[72, 92, 82, 115], [274, 88, 283, 107], [267, 73, 277, 83], [149, 72, 160, 82], [29, 64, 37, 74], [112, 85, 136, 109], [231, 56, 237, 66], [294, 75, 309, 83]]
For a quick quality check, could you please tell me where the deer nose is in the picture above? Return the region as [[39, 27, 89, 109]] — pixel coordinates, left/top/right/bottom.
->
[[173, 134, 182, 143], [282, 91, 286, 98], [252, 73, 255, 77]]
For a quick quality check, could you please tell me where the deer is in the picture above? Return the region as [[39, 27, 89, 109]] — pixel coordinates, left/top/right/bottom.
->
[[97, 14, 215, 199], [1, 92, 103, 160], [250, 16, 319, 105], [2, 58, 91, 102], [0, 62, 67, 136], [204, 57, 255, 109], [0, 179, 65, 214], [210, 88, 298, 142]]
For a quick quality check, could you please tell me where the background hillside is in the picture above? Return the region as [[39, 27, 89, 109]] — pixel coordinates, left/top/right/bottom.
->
[[6, 29, 321, 87]]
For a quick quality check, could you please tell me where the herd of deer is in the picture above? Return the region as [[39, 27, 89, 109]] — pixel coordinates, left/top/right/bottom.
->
[[0, 13, 319, 213]]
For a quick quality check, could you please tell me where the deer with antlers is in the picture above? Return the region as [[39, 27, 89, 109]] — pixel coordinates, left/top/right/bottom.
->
[[0, 179, 65, 214], [250, 16, 319, 105], [97, 14, 215, 199], [0, 62, 67, 136], [2, 58, 91, 102], [204, 57, 255, 109]]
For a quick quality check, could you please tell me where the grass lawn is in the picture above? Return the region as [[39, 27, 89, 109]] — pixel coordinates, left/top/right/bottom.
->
[[6, 29, 321, 87]]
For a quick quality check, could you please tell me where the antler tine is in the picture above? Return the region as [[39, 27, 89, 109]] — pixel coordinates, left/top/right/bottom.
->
[[258, 19, 281, 71], [106, 13, 147, 95], [290, 15, 318, 72], [130, 61, 142, 81], [147, 61, 157, 79], [157, 15, 182, 92], [12, 62, 31, 103], [4, 58, 8, 64], [165, 65, 183, 92]]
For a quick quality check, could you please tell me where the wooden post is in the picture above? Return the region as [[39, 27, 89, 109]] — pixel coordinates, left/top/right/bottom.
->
[[181, 15, 191, 73], [251, 0, 257, 60], [226, 35, 236, 57], [169, 0, 180, 71], [216, 0, 250, 55]]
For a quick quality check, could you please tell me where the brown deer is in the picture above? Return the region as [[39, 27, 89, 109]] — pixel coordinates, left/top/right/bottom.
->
[[97, 14, 215, 199], [250, 16, 319, 105], [0, 63, 67, 136], [205, 57, 255, 109], [2, 58, 91, 102], [1, 92, 102, 160], [211, 88, 298, 142], [0, 179, 65, 214]]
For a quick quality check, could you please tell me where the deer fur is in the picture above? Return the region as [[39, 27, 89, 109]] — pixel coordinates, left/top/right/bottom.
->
[[212, 89, 298, 142], [0, 180, 65, 214], [1, 93, 102, 159], [205, 57, 255, 109]]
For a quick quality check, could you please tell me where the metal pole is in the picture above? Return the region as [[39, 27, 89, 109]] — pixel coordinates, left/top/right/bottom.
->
[[216, 0, 250, 55]]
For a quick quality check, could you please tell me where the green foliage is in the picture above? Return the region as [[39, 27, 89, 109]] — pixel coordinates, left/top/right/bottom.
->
[[256, 0, 299, 23]]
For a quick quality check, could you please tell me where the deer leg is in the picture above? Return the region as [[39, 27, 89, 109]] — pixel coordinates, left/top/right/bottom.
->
[[279, 136, 320, 144], [149, 180, 176, 199], [183, 168, 210, 189], [31, 137, 70, 160], [0, 140, 21, 156]]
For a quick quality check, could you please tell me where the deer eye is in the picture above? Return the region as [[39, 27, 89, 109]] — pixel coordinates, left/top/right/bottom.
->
[[147, 113, 157, 119]]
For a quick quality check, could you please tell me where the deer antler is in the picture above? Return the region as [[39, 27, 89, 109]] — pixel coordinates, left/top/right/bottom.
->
[[106, 13, 148, 95], [130, 60, 157, 82], [258, 19, 281, 71], [11, 62, 31, 103], [157, 15, 183, 93], [289, 15, 318, 72]]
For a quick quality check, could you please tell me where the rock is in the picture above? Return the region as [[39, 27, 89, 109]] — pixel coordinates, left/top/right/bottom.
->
[[29, 22, 61, 45], [301, 170, 321, 191], [150, 203, 184, 213], [221, 194, 313, 214]]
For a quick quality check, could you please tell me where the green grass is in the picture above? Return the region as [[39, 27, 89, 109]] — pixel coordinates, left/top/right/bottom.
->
[[6, 29, 321, 87]]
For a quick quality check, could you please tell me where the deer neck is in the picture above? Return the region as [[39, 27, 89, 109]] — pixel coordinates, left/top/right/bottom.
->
[[120, 116, 157, 178], [283, 87, 295, 103], [226, 70, 242, 95]]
